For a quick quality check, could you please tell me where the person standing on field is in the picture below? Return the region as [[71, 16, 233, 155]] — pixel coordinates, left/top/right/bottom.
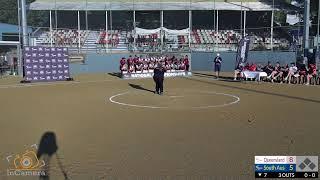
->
[[214, 53, 222, 78], [153, 63, 166, 95]]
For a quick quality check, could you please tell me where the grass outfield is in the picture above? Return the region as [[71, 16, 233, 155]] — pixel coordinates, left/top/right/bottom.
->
[[0, 72, 319, 179]]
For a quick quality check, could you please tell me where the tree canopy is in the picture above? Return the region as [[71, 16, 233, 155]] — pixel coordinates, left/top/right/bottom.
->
[[0, 0, 48, 28]]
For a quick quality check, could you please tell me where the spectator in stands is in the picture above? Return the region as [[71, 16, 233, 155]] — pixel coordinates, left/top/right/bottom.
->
[[127, 55, 133, 65], [128, 64, 135, 73], [298, 60, 307, 84], [284, 63, 298, 84], [214, 53, 222, 78], [161, 60, 166, 67], [121, 64, 128, 72], [183, 55, 190, 71], [149, 61, 155, 70], [173, 61, 179, 70], [170, 61, 175, 70], [243, 62, 250, 71], [165, 62, 171, 71], [234, 63, 244, 81], [264, 61, 274, 78], [269, 62, 283, 83], [142, 61, 149, 73], [120, 57, 126, 65], [256, 64, 263, 72], [129, 35, 134, 44], [317, 70, 320, 85], [135, 61, 143, 72], [144, 56, 149, 63], [306, 63, 317, 85], [280, 64, 289, 83], [179, 61, 186, 70], [133, 55, 139, 64], [248, 63, 257, 71], [170, 56, 175, 62], [120, 57, 126, 71], [120, 54, 189, 74]]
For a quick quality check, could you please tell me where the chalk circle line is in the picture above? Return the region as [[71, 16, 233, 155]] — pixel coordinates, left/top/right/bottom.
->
[[108, 90, 240, 109]]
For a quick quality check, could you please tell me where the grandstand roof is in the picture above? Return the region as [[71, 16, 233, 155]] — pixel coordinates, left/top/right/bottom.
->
[[29, 0, 279, 11]]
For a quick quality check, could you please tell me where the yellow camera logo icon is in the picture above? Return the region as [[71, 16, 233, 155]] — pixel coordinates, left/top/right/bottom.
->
[[12, 150, 45, 170]]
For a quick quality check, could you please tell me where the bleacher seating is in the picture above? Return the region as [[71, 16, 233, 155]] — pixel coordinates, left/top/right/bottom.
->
[[37, 29, 89, 47], [96, 30, 120, 47], [190, 29, 241, 45], [178, 35, 187, 44], [136, 33, 160, 47], [189, 29, 289, 50], [33, 29, 290, 52]]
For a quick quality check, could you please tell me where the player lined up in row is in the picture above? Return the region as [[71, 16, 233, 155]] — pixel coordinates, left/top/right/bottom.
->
[[120, 55, 190, 73], [235, 61, 319, 85]]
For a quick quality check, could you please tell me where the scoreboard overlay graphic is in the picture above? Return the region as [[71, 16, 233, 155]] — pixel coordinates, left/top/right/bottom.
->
[[255, 156, 318, 178], [23, 46, 71, 82]]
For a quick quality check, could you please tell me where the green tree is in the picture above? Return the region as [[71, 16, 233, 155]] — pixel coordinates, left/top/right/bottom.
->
[[0, 0, 19, 24], [0, 0, 48, 28]]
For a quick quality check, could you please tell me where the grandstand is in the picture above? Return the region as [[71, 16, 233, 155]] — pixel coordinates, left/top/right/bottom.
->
[[32, 28, 288, 53], [27, 0, 294, 53], [1, 2, 320, 179]]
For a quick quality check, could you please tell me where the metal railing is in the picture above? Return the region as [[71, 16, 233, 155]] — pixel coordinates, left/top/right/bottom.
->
[[1, 25, 307, 55]]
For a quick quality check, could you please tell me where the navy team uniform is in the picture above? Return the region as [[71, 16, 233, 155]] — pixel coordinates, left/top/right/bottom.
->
[[153, 66, 166, 95], [214, 56, 222, 72]]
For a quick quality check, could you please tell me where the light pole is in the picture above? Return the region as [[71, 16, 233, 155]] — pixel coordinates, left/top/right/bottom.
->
[[213, 0, 215, 51], [188, 0, 191, 51], [17, 0, 21, 45], [20, 0, 28, 46], [316, 0, 320, 67], [17, 0, 22, 76], [303, 0, 310, 57], [240, 0, 243, 37], [271, 0, 274, 51]]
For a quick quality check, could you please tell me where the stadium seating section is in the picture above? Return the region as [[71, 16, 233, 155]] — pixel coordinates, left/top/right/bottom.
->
[[36, 29, 89, 46], [34, 29, 289, 52], [96, 30, 120, 47]]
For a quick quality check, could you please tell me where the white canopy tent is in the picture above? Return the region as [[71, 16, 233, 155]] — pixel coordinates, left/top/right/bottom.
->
[[135, 27, 189, 35], [162, 27, 189, 35], [135, 27, 161, 35]]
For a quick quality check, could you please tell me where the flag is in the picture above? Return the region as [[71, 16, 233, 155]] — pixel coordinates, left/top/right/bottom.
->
[[235, 37, 250, 69]]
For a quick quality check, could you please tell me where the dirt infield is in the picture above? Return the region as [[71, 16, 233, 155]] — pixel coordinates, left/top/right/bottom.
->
[[0, 72, 319, 180]]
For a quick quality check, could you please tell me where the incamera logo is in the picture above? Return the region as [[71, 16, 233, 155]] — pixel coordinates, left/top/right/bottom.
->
[[6, 144, 46, 176]]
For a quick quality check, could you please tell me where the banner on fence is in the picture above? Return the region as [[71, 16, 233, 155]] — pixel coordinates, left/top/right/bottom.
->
[[235, 37, 250, 69], [122, 71, 192, 79]]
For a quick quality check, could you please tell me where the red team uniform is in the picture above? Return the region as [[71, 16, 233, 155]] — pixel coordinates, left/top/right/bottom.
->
[[183, 56, 189, 71], [120, 58, 126, 71], [120, 55, 190, 74]]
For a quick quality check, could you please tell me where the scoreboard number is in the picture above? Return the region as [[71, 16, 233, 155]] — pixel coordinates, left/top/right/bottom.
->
[[255, 156, 318, 178]]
